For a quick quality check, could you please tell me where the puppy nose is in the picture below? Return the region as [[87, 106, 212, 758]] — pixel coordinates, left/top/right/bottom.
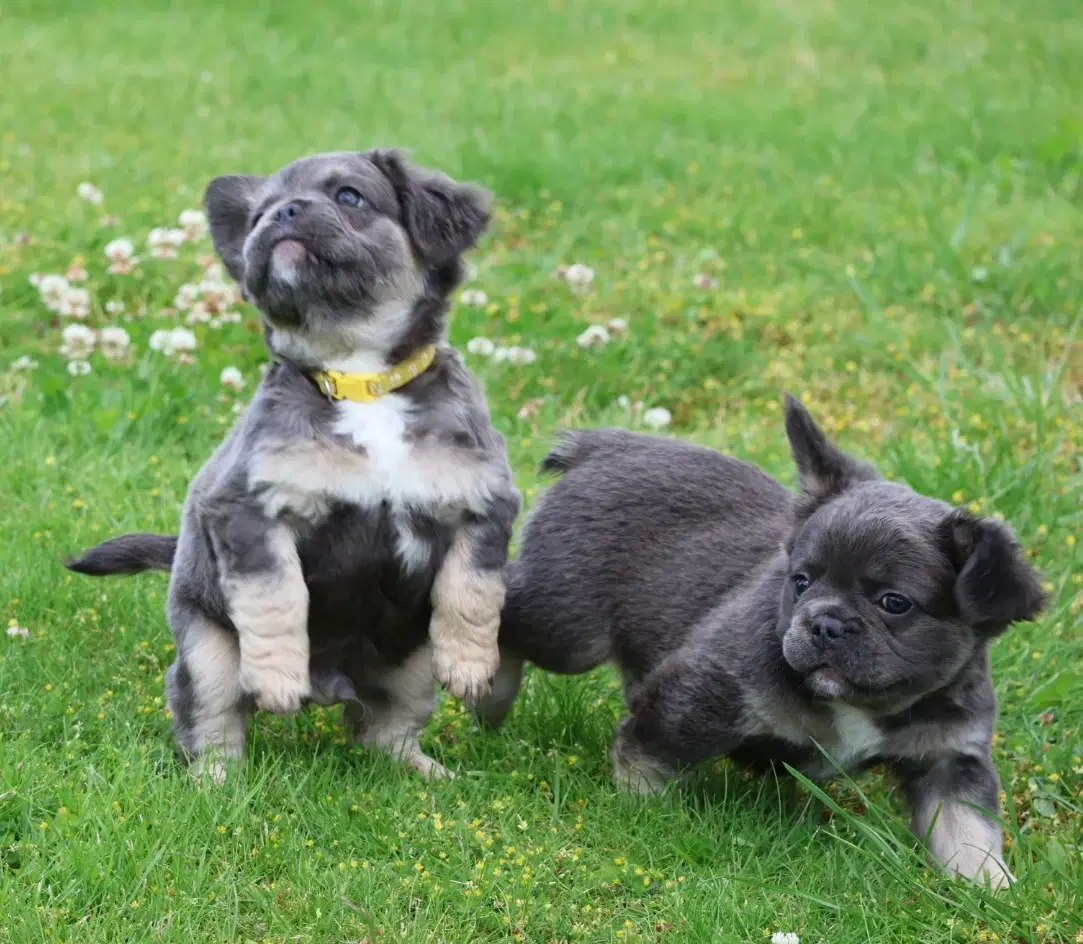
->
[[809, 614, 845, 644], [272, 201, 302, 224]]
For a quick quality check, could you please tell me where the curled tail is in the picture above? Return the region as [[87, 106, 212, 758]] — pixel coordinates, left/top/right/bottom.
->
[[540, 427, 643, 475], [64, 533, 178, 576]]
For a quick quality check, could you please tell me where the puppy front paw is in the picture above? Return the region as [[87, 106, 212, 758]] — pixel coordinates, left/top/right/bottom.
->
[[239, 660, 311, 714], [430, 624, 499, 704], [944, 850, 1015, 891]]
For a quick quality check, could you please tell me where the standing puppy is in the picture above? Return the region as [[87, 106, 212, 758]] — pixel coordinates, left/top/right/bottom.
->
[[479, 397, 1043, 887], [67, 150, 519, 779]]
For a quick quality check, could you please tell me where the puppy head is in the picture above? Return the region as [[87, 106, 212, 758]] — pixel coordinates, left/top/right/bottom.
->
[[777, 395, 1045, 708], [203, 149, 490, 360]]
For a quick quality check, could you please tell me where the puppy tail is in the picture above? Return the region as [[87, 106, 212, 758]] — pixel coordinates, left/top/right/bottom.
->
[[540, 431, 587, 474], [64, 533, 178, 576]]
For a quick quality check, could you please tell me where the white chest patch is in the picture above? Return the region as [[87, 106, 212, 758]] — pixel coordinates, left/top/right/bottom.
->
[[332, 396, 414, 498], [826, 704, 885, 770]]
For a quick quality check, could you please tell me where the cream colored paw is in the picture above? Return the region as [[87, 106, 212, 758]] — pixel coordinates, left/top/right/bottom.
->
[[945, 851, 1014, 890], [611, 743, 673, 796], [190, 757, 230, 786], [239, 661, 311, 714], [430, 631, 498, 704]]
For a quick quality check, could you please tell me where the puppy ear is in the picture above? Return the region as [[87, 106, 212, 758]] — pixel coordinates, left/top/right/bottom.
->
[[203, 174, 265, 282], [939, 509, 1046, 634], [784, 393, 878, 505], [369, 149, 492, 267]]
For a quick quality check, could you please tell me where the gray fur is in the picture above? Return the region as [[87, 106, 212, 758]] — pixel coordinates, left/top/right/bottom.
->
[[480, 396, 1043, 887], [66, 150, 519, 779]]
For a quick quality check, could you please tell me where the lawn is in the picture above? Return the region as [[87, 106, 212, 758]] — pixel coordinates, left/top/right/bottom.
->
[[1, 0, 1081, 941]]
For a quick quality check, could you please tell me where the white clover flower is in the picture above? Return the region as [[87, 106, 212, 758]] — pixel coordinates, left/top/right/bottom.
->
[[616, 395, 631, 409], [219, 366, 245, 391], [466, 337, 496, 357], [505, 346, 537, 365], [150, 326, 198, 357], [562, 263, 595, 289], [642, 406, 672, 429], [65, 263, 88, 283], [218, 311, 242, 324], [178, 208, 208, 242], [692, 272, 717, 289], [6, 624, 30, 639], [99, 326, 132, 362], [771, 934, 800, 944], [29, 273, 45, 288], [491, 346, 511, 363], [186, 303, 212, 325], [77, 182, 103, 205], [58, 286, 91, 319], [37, 274, 71, 312], [606, 317, 629, 335], [66, 359, 92, 376], [577, 325, 610, 349], [174, 283, 199, 310], [147, 227, 186, 260], [463, 261, 479, 282], [460, 289, 488, 307], [11, 355, 38, 371], [59, 323, 96, 358], [198, 276, 240, 313], [104, 237, 139, 274], [105, 299, 126, 316]]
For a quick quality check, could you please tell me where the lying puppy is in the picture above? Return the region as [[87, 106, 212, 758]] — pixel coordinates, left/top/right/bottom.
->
[[67, 150, 519, 779], [478, 396, 1044, 887]]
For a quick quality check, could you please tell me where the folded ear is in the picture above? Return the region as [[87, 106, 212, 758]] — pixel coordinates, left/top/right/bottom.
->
[[369, 149, 492, 267], [784, 394, 879, 506], [203, 174, 265, 282], [938, 509, 1046, 635]]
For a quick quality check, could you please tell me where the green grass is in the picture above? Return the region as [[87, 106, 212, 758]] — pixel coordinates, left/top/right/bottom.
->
[[1, 0, 1081, 940]]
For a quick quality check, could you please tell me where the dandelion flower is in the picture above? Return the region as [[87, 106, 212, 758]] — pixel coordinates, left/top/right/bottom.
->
[[642, 406, 672, 429], [178, 208, 208, 242], [219, 366, 245, 391], [104, 238, 139, 274], [460, 289, 488, 307], [77, 182, 103, 205], [66, 359, 92, 377], [577, 325, 610, 349], [59, 324, 97, 359], [99, 326, 132, 362], [466, 337, 496, 357]]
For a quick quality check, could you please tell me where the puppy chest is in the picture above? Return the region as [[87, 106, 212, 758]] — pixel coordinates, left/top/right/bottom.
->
[[825, 704, 885, 770]]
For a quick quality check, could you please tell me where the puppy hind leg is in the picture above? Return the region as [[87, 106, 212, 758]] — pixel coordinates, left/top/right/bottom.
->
[[346, 644, 451, 780], [472, 652, 524, 729], [168, 613, 248, 784]]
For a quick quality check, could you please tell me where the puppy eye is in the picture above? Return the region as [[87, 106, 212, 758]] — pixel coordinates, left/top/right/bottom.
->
[[792, 574, 811, 597], [879, 592, 913, 615], [335, 187, 363, 208]]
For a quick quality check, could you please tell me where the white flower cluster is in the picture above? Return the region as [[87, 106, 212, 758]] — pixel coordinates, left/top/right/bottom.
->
[[149, 327, 198, 358], [30, 273, 91, 319], [57, 323, 131, 374], [554, 262, 595, 292], [174, 267, 242, 327], [104, 238, 139, 274], [577, 318, 629, 349], [465, 337, 536, 365]]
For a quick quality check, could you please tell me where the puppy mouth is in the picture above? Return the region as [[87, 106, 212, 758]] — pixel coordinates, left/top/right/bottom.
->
[[803, 666, 852, 698], [271, 237, 309, 269]]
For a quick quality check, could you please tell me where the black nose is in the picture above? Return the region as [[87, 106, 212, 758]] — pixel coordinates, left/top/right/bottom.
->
[[809, 615, 845, 644], [273, 201, 302, 224]]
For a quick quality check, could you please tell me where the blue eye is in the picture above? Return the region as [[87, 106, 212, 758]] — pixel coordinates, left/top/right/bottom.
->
[[792, 574, 810, 597], [879, 593, 913, 615], [335, 187, 363, 208]]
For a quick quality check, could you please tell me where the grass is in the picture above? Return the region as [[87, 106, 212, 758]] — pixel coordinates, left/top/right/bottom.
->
[[1, 0, 1081, 940]]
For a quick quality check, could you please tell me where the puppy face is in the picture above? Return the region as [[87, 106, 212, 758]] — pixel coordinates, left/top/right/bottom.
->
[[776, 396, 1045, 708], [202, 150, 491, 353]]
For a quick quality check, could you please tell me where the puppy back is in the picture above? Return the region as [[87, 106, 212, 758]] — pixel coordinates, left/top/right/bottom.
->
[[541, 428, 648, 474]]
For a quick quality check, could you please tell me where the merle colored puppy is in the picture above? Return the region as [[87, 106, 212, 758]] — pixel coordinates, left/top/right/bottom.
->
[[478, 397, 1043, 888], [67, 150, 519, 780]]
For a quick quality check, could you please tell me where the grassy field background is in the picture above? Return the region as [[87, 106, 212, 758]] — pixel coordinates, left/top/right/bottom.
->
[[1, 0, 1081, 941]]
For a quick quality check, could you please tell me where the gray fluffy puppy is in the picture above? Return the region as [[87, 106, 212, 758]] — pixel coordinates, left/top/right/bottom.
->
[[67, 150, 520, 780], [478, 396, 1044, 888]]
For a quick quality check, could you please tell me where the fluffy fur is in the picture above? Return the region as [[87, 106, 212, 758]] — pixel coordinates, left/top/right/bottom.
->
[[66, 150, 520, 779], [478, 396, 1044, 888]]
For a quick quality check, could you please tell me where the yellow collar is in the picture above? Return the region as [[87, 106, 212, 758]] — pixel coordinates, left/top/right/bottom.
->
[[311, 345, 437, 402]]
